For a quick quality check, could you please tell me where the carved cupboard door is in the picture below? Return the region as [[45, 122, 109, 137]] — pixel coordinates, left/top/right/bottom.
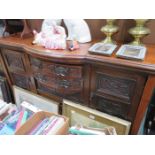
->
[[1, 48, 32, 90], [90, 65, 146, 121]]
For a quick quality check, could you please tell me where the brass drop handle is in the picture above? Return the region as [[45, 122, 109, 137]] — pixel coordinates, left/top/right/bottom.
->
[[54, 66, 69, 76], [58, 80, 70, 88]]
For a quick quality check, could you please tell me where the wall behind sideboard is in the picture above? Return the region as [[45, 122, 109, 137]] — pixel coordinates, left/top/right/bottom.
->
[[27, 19, 155, 45]]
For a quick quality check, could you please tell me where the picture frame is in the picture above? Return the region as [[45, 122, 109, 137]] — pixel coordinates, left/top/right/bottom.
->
[[13, 85, 59, 114], [116, 44, 147, 60], [0, 76, 12, 103], [88, 43, 117, 56], [63, 99, 131, 135]]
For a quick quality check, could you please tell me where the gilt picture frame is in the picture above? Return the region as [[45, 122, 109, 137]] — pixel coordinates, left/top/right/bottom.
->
[[13, 86, 59, 114], [63, 99, 131, 135], [116, 44, 147, 60], [88, 43, 117, 56]]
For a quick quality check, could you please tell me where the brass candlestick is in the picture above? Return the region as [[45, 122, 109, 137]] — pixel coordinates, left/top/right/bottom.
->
[[129, 19, 150, 46], [101, 19, 118, 44]]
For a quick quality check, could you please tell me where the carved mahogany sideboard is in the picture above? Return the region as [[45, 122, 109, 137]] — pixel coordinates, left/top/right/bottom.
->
[[1, 35, 155, 134]]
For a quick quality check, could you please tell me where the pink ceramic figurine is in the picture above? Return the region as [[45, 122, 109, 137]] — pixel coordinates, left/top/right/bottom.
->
[[32, 19, 66, 50]]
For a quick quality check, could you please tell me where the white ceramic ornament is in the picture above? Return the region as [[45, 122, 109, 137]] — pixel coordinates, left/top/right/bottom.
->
[[63, 19, 91, 43], [41, 19, 62, 32], [32, 19, 66, 50]]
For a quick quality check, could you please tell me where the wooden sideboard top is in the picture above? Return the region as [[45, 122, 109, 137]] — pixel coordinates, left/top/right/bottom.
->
[[0, 35, 155, 74]]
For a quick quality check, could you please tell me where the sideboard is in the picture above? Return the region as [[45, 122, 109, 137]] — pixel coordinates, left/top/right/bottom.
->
[[1, 35, 155, 134]]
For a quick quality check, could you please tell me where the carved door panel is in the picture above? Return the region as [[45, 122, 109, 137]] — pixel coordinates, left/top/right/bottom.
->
[[90, 65, 146, 121], [11, 72, 31, 90], [1, 48, 33, 91], [1, 48, 27, 73]]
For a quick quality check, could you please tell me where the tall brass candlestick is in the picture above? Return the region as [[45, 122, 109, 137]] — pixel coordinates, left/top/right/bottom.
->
[[101, 19, 118, 44], [129, 19, 150, 46]]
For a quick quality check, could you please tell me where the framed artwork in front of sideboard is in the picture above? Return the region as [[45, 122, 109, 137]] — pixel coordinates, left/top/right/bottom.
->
[[63, 99, 131, 135]]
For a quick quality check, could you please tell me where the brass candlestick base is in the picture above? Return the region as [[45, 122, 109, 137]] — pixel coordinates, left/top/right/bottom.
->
[[101, 19, 118, 44], [129, 19, 150, 46]]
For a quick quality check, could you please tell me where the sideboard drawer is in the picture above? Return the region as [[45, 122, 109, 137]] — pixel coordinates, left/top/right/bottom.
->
[[35, 77, 84, 103], [36, 80, 56, 95], [30, 57, 55, 74], [54, 64, 82, 78], [56, 78, 83, 95], [33, 72, 55, 86], [30, 57, 82, 78]]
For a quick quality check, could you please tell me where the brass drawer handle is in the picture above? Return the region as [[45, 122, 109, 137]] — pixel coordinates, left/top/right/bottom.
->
[[54, 66, 69, 76], [58, 80, 70, 88]]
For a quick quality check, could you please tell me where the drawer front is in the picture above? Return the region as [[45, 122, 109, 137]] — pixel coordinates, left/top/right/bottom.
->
[[90, 94, 129, 120], [56, 78, 83, 95], [54, 64, 82, 78], [30, 57, 55, 74], [35, 78, 84, 103], [1, 49, 26, 72], [36, 80, 56, 95], [34, 75, 83, 95], [56, 78, 84, 103], [30, 57, 82, 78], [33, 72, 55, 85], [11, 73, 30, 90]]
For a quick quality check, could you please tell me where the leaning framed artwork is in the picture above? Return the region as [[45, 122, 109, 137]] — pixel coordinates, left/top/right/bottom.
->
[[13, 86, 59, 114], [63, 99, 131, 135], [0, 76, 12, 103]]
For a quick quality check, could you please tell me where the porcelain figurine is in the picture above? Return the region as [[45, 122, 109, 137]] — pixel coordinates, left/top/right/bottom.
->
[[63, 19, 91, 43], [44, 25, 66, 49], [32, 19, 66, 50]]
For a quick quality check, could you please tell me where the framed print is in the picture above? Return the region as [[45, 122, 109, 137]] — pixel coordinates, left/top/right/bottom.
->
[[116, 44, 147, 60], [13, 86, 59, 114], [63, 99, 131, 135], [88, 43, 117, 56], [0, 76, 12, 103]]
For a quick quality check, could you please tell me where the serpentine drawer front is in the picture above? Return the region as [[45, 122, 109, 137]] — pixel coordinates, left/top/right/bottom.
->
[[90, 66, 146, 121], [30, 57, 82, 78]]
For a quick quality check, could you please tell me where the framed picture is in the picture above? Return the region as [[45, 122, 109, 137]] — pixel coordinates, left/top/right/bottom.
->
[[0, 76, 12, 103], [88, 43, 117, 56], [63, 99, 131, 135], [13, 86, 59, 114], [116, 44, 147, 60]]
